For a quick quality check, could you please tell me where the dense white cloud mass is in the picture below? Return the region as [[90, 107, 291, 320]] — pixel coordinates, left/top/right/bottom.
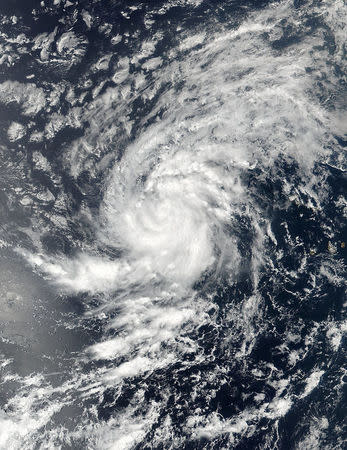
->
[[1, 0, 346, 448], [27, 0, 343, 296]]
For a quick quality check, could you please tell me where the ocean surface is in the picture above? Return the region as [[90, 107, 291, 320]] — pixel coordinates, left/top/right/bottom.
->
[[0, 0, 346, 448]]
